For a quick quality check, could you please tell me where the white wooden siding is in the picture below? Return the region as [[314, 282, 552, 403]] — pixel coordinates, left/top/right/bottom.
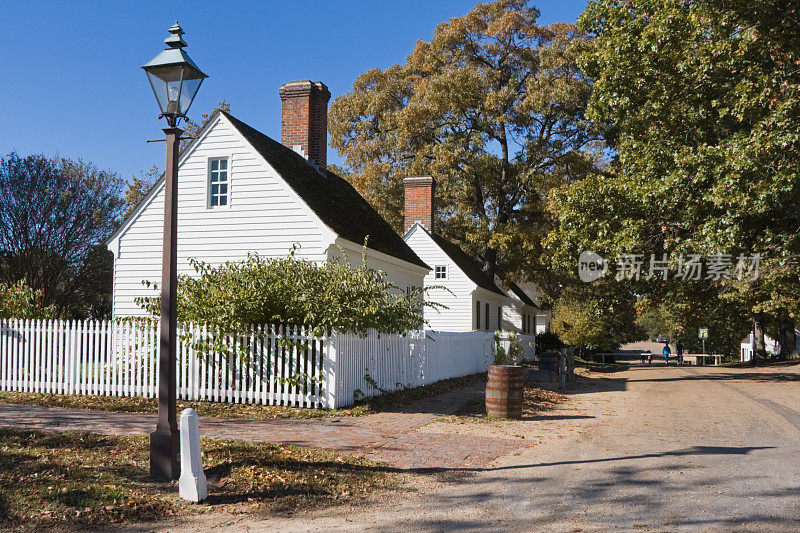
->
[[110, 115, 331, 317], [472, 288, 506, 332], [535, 312, 550, 334], [328, 238, 427, 294], [502, 293, 536, 334], [404, 226, 478, 331]]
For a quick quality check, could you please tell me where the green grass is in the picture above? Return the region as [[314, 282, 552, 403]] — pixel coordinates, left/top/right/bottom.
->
[[0, 372, 487, 420], [0, 427, 399, 531]]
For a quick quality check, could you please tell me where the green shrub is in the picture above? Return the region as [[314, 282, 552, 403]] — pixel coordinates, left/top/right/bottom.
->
[[136, 245, 442, 337], [535, 331, 563, 352], [0, 280, 56, 319], [493, 332, 524, 365]]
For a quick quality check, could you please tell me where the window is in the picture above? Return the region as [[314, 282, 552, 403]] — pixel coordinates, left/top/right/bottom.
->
[[209, 157, 229, 208], [485, 303, 489, 330], [522, 313, 527, 334], [434, 265, 448, 280], [475, 301, 481, 330], [497, 306, 501, 331]]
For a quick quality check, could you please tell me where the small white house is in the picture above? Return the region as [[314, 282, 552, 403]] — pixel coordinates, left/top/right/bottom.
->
[[401, 178, 507, 332], [497, 279, 540, 335], [108, 80, 429, 317], [740, 331, 799, 361], [516, 281, 551, 334]]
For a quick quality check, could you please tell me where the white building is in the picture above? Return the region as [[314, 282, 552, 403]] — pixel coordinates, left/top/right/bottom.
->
[[497, 279, 540, 335], [107, 80, 429, 317], [401, 178, 508, 332], [739, 331, 799, 361], [516, 281, 551, 334]]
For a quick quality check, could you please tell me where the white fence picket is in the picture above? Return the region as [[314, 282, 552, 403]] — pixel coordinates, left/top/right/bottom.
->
[[0, 318, 531, 409]]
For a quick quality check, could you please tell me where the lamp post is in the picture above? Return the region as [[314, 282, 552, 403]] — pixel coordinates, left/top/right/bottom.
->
[[142, 21, 207, 481]]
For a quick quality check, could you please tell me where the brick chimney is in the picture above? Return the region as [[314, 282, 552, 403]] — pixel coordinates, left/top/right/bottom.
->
[[403, 177, 436, 233], [279, 80, 331, 171]]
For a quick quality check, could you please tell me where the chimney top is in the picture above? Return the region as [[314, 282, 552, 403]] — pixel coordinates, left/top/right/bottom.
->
[[279, 80, 331, 171], [403, 176, 436, 234]]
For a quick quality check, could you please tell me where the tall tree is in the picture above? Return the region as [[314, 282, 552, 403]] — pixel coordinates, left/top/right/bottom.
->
[[0, 153, 124, 317], [330, 0, 601, 279], [545, 0, 800, 357]]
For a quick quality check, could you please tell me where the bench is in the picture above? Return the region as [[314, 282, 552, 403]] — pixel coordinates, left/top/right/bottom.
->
[[682, 354, 723, 366]]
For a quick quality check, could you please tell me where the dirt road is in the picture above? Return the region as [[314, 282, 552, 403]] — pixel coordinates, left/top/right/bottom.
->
[[137, 362, 800, 532]]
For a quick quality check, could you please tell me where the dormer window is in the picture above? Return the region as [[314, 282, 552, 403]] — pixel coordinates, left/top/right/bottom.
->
[[434, 265, 447, 280], [209, 157, 229, 208]]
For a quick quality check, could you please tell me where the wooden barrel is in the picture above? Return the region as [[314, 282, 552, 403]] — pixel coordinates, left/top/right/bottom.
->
[[485, 365, 524, 419], [538, 351, 560, 372]]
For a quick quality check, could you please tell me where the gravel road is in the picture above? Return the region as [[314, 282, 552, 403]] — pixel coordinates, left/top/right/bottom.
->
[[135, 361, 800, 532]]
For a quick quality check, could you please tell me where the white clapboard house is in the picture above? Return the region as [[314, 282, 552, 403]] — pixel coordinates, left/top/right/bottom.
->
[[497, 279, 541, 335], [516, 281, 551, 334], [401, 178, 508, 332], [107, 80, 429, 317]]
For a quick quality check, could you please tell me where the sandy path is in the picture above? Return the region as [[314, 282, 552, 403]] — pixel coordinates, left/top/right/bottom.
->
[[126, 363, 800, 532]]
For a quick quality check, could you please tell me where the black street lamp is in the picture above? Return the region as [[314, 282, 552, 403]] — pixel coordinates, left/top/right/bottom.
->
[[142, 21, 207, 482]]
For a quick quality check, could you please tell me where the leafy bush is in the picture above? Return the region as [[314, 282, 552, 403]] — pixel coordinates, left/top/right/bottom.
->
[[535, 331, 564, 353], [493, 332, 524, 366], [136, 246, 440, 337], [0, 280, 56, 319]]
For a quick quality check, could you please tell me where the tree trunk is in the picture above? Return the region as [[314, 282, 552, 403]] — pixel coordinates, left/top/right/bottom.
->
[[753, 314, 768, 362], [778, 315, 797, 359], [482, 247, 498, 280]]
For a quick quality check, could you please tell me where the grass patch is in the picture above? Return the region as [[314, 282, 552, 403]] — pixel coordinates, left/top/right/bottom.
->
[[0, 372, 486, 420], [0, 427, 398, 531], [444, 384, 566, 422]]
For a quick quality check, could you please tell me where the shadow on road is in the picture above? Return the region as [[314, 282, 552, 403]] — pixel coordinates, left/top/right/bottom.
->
[[474, 445, 775, 472], [390, 444, 795, 531], [406, 445, 774, 475], [626, 371, 800, 383]]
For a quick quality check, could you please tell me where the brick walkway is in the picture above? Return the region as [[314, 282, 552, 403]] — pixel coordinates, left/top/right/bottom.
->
[[0, 383, 520, 470]]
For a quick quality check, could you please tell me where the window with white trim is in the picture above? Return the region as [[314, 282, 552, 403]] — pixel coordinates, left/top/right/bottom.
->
[[434, 265, 447, 280], [209, 157, 229, 208]]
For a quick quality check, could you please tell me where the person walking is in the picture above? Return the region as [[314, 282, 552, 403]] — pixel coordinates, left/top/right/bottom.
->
[[662, 342, 672, 365], [676, 341, 684, 365]]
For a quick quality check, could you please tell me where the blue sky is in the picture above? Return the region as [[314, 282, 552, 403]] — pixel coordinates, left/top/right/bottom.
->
[[0, 1, 588, 180]]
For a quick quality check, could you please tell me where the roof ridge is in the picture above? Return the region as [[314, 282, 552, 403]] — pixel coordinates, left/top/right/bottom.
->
[[424, 229, 506, 297], [222, 112, 429, 270]]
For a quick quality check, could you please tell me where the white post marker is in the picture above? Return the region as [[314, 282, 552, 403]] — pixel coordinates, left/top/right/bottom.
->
[[179, 408, 207, 502]]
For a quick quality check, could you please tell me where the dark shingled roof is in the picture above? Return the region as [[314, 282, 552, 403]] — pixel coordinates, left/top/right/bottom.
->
[[506, 282, 539, 308], [223, 112, 428, 270], [424, 229, 506, 296]]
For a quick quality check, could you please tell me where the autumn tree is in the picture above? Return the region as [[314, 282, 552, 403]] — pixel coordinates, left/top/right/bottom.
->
[[123, 165, 160, 219], [551, 281, 639, 354], [181, 99, 231, 150], [0, 153, 124, 318], [330, 0, 601, 279]]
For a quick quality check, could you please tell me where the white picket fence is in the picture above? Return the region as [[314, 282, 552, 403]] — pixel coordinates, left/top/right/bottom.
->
[[0, 318, 534, 409]]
